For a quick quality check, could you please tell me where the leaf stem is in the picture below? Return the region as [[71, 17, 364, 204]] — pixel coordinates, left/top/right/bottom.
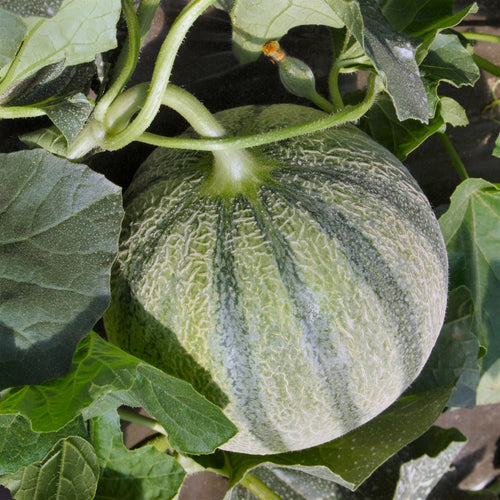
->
[[461, 31, 500, 44], [117, 407, 168, 436], [328, 64, 344, 111], [104, 0, 216, 151], [240, 473, 284, 500], [472, 54, 500, 78], [137, 73, 381, 151], [93, 0, 141, 122], [0, 106, 46, 119], [437, 132, 469, 181]]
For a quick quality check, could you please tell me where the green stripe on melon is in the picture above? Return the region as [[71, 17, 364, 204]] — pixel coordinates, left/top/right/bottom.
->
[[104, 104, 448, 455]]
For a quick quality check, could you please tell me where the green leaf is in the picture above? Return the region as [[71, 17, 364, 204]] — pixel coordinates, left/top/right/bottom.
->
[[0, 0, 64, 18], [43, 93, 94, 143], [0, 8, 26, 73], [221, 385, 452, 491], [358, 0, 428, 122], [20, 125, 70, 156], [409, 286, 480, 408], [0, 332, 237, 455], [379, 0, 478, 58], [439, 179, 500, 404], [420, 33, 479, 89], [0, 436, 99, 500], [92, 410, 185, 500], [0, 150, 123, 389], [221, 0, 363, 63], [493, 132, 500, 158], [0, 414, 88, 475], [361, 94, 451, 159], [228, 426, 465, 499], [0, 0, 120, 93], [1, 61, 95, 106]]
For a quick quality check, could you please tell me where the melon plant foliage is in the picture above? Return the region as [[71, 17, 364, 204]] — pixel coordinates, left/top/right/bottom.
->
[[0, 0, 499, 499]]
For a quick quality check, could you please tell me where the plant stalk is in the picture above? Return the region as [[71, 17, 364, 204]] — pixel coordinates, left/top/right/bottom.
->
[[117, 407, 168, 436], [240, 473, 284, 500], [137, 73, 381, 151], [472, 54, 500, 78], [104, 0, 217, 151], [437, 133, 469, 181], [461, 31, 500, 44], [94, 0, 141, 122]]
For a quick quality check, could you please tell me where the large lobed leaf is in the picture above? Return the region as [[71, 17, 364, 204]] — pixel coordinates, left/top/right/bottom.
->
[[0, 149, 123, 389], [439, 179, 500, 405], [0, 332, 237, 455], [91, 410, 186, 500]]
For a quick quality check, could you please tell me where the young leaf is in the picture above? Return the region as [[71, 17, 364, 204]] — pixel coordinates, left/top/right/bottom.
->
[[222, 385, 453, 491], [0, 8, 26, 73], [92, 409, 185, 500], [0, 414, 88, 475], [0, 436, 99, 500], [407, 286, 480, 408], [0, 332, 237, 455], [0, 150, 123, 389], [0, 0, 120, 93], [0, 0, 64, 18], [439, 179, 500, 405]]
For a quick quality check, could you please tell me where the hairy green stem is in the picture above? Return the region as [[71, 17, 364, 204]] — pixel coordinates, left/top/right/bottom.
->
[[473, 54, 500, 78], [104, 81, 226, 137], [118, 407, 168, 436], [240, 473, 283, 500], [328, 64, 344, 111], [104, 0, 216, 151], [137, 73, 380, 150], [309, 90, 336, 113], [438, 133, 469, 181], [461, 31, 500, 44], [94, 0, 141, 122]]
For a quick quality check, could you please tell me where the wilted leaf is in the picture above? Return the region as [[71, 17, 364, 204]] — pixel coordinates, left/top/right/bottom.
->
[[0, 150, 123, 389]]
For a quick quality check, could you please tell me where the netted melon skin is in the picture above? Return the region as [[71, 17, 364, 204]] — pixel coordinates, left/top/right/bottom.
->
[[104, 104, 448, 455]]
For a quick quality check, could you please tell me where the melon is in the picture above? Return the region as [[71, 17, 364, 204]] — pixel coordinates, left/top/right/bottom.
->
[[104, 104, 448, 455]]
